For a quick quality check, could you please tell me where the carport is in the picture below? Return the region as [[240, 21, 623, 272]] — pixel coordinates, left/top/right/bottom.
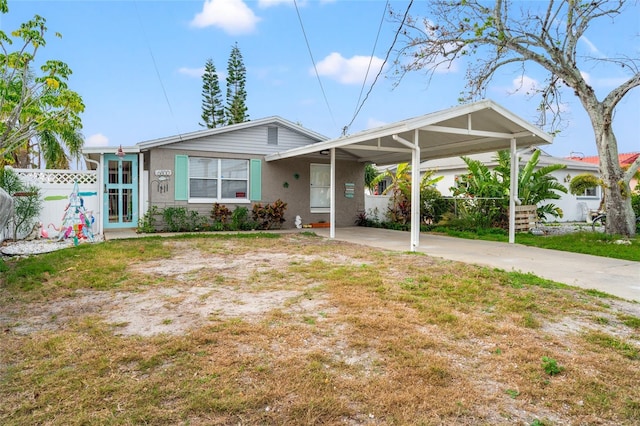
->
[[265, 99, 553, 251]]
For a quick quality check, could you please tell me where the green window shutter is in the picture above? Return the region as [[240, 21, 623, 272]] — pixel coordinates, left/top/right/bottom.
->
[[249, 159, 262, 201], [174, 155, 188, 201]]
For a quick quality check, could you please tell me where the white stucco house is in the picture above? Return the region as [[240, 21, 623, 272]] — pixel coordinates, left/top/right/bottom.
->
[[420, 148, 602, 222]]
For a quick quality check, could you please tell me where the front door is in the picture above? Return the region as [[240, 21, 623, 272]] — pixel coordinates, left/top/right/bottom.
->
[[104, 154, 138, 228]]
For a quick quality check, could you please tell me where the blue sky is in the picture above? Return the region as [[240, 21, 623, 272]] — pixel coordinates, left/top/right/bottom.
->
[[2, 0, 639, 159]]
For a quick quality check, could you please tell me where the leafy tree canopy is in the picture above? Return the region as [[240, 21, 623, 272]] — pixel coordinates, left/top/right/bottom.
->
[[391, 0, 639, 236], [0, 0, 84, 168]]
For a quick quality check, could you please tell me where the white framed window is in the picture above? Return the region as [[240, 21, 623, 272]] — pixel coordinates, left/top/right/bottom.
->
[[577, 186, 599, 199], [189, 157, 249, 202], [310, 163, 330, 212]]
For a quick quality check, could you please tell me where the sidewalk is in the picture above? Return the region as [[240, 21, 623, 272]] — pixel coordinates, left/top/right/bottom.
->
[[312, 227, 640, 303]]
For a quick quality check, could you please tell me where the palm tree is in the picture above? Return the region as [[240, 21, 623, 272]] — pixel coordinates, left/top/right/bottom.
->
[[453, 150, 568, 227], [370, 163, 411, 223], [364, 163, 380, 193], [37, 125, 84, 169], [371, 163, 443, 224], [569, 173, 605, 212], [451, 156, 505, 227]]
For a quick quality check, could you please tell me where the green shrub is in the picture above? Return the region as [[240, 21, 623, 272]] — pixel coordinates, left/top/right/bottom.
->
[[632, 192, 640, 232], [188, 210, 208, 231], [355, 208, 381, 227], [421, 186, 448, 224], [541, 356, 564, 376], [137, 205, 160, 233], [231, 206, 255, 230], [163, 206, 188, 232], [162, 207, 207, 232], [0, 168, 42, 240]]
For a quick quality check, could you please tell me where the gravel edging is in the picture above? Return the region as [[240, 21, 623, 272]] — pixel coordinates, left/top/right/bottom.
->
[[1, 236, 104, 257]]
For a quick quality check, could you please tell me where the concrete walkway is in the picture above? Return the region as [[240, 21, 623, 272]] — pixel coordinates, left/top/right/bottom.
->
[[312, 227, 640, 303], [105, 227, 640, 302]]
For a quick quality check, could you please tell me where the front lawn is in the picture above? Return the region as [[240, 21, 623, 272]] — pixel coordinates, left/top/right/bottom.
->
[[1, 233, 639, 425]]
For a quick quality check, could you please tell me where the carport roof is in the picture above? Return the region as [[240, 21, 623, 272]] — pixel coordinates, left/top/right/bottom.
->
[[265, 99, 552, 166]]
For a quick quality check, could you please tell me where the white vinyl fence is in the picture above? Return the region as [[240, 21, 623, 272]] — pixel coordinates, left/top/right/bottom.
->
[[2, 167, 99, 241], [364, 194, 391, 222]]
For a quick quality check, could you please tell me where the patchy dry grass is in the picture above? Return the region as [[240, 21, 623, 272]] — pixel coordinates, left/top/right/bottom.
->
[[1, 233, 639, 425]]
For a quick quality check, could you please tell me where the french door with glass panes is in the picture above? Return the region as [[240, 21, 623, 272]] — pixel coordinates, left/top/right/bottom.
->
[[103, 154, 138, 228]]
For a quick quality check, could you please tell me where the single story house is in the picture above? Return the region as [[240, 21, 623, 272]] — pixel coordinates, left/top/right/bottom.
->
[[568, 152, 640, 193], [420, 148, 602, 222], [6, 100, 551, 250], [82, 117, 366, 235]]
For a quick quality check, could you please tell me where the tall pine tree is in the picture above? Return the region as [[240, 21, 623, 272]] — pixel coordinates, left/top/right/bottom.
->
[[225, 43, 249, 125], [200, 58, 225, 128]]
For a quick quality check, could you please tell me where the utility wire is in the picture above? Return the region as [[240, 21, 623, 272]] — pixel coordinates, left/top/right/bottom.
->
[[293, 0, 338, 133], [344, 0, 414, 135], [133, 0, 183, 142], [347, 0, 389, 136]]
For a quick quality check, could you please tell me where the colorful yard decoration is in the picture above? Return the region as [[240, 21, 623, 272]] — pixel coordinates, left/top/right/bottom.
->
[[50, 181, 95, 244]]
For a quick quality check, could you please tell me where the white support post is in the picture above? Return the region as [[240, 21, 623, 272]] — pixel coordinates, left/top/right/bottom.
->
[[330, 147, 336, 239], [411, 129, 421, 251], [509, 138, 517, 244], [392, 133, 420, 252], [98, 153, 104, 236], [138, 152, 145, 226]]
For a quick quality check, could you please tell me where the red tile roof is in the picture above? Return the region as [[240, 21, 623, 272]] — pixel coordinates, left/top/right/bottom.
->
[[567, 152, 639, 166]]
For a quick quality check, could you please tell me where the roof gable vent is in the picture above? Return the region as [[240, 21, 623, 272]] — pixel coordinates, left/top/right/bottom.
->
[[268, 126, 278, 145]]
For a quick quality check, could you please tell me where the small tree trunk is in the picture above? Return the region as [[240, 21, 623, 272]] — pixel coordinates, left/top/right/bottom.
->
[[0, 187, 13, 244]]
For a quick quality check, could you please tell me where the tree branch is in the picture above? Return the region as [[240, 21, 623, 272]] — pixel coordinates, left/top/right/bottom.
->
[[623, 155, 640, 186], [602, 72, 640, 117]]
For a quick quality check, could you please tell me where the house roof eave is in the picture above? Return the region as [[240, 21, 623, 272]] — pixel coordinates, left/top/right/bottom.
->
[[135, 116, 328, 150], [265, 100, 553, 165]]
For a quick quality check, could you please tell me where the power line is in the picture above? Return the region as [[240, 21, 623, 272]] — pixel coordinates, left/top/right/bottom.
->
[[293, 0, 338, 133], [133, 0, 183, 142], [347, 0, 389, 135], [344, 0, 414, 135]]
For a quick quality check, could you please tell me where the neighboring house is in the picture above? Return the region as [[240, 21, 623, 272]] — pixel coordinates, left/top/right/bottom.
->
[[568, 152, 640, 193], [82, 117, 365, 234], [420, 148, 601, 222]]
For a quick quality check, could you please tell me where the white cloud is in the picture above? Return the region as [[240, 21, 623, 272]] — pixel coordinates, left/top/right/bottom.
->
[[178, 67, 205, 78], [366, 118, 388, 130], [314, 52, 385, 85], [583, 73, 628, 89], [257, 0, 334, 7], [258, 0, 294, 7], [580, 36, 601, 55], [190, 0, 261, 35], [511, 75, 539, 95], [85, 133, 109, 147], [595, 76, 629, 87]]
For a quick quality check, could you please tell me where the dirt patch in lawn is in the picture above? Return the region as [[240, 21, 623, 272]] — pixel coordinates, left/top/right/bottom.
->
[[1, 234, 639, 425], [3, 240, 356, 337]]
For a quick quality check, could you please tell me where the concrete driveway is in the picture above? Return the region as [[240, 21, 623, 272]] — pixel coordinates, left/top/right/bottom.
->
[[313, 227, 640, 303]]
